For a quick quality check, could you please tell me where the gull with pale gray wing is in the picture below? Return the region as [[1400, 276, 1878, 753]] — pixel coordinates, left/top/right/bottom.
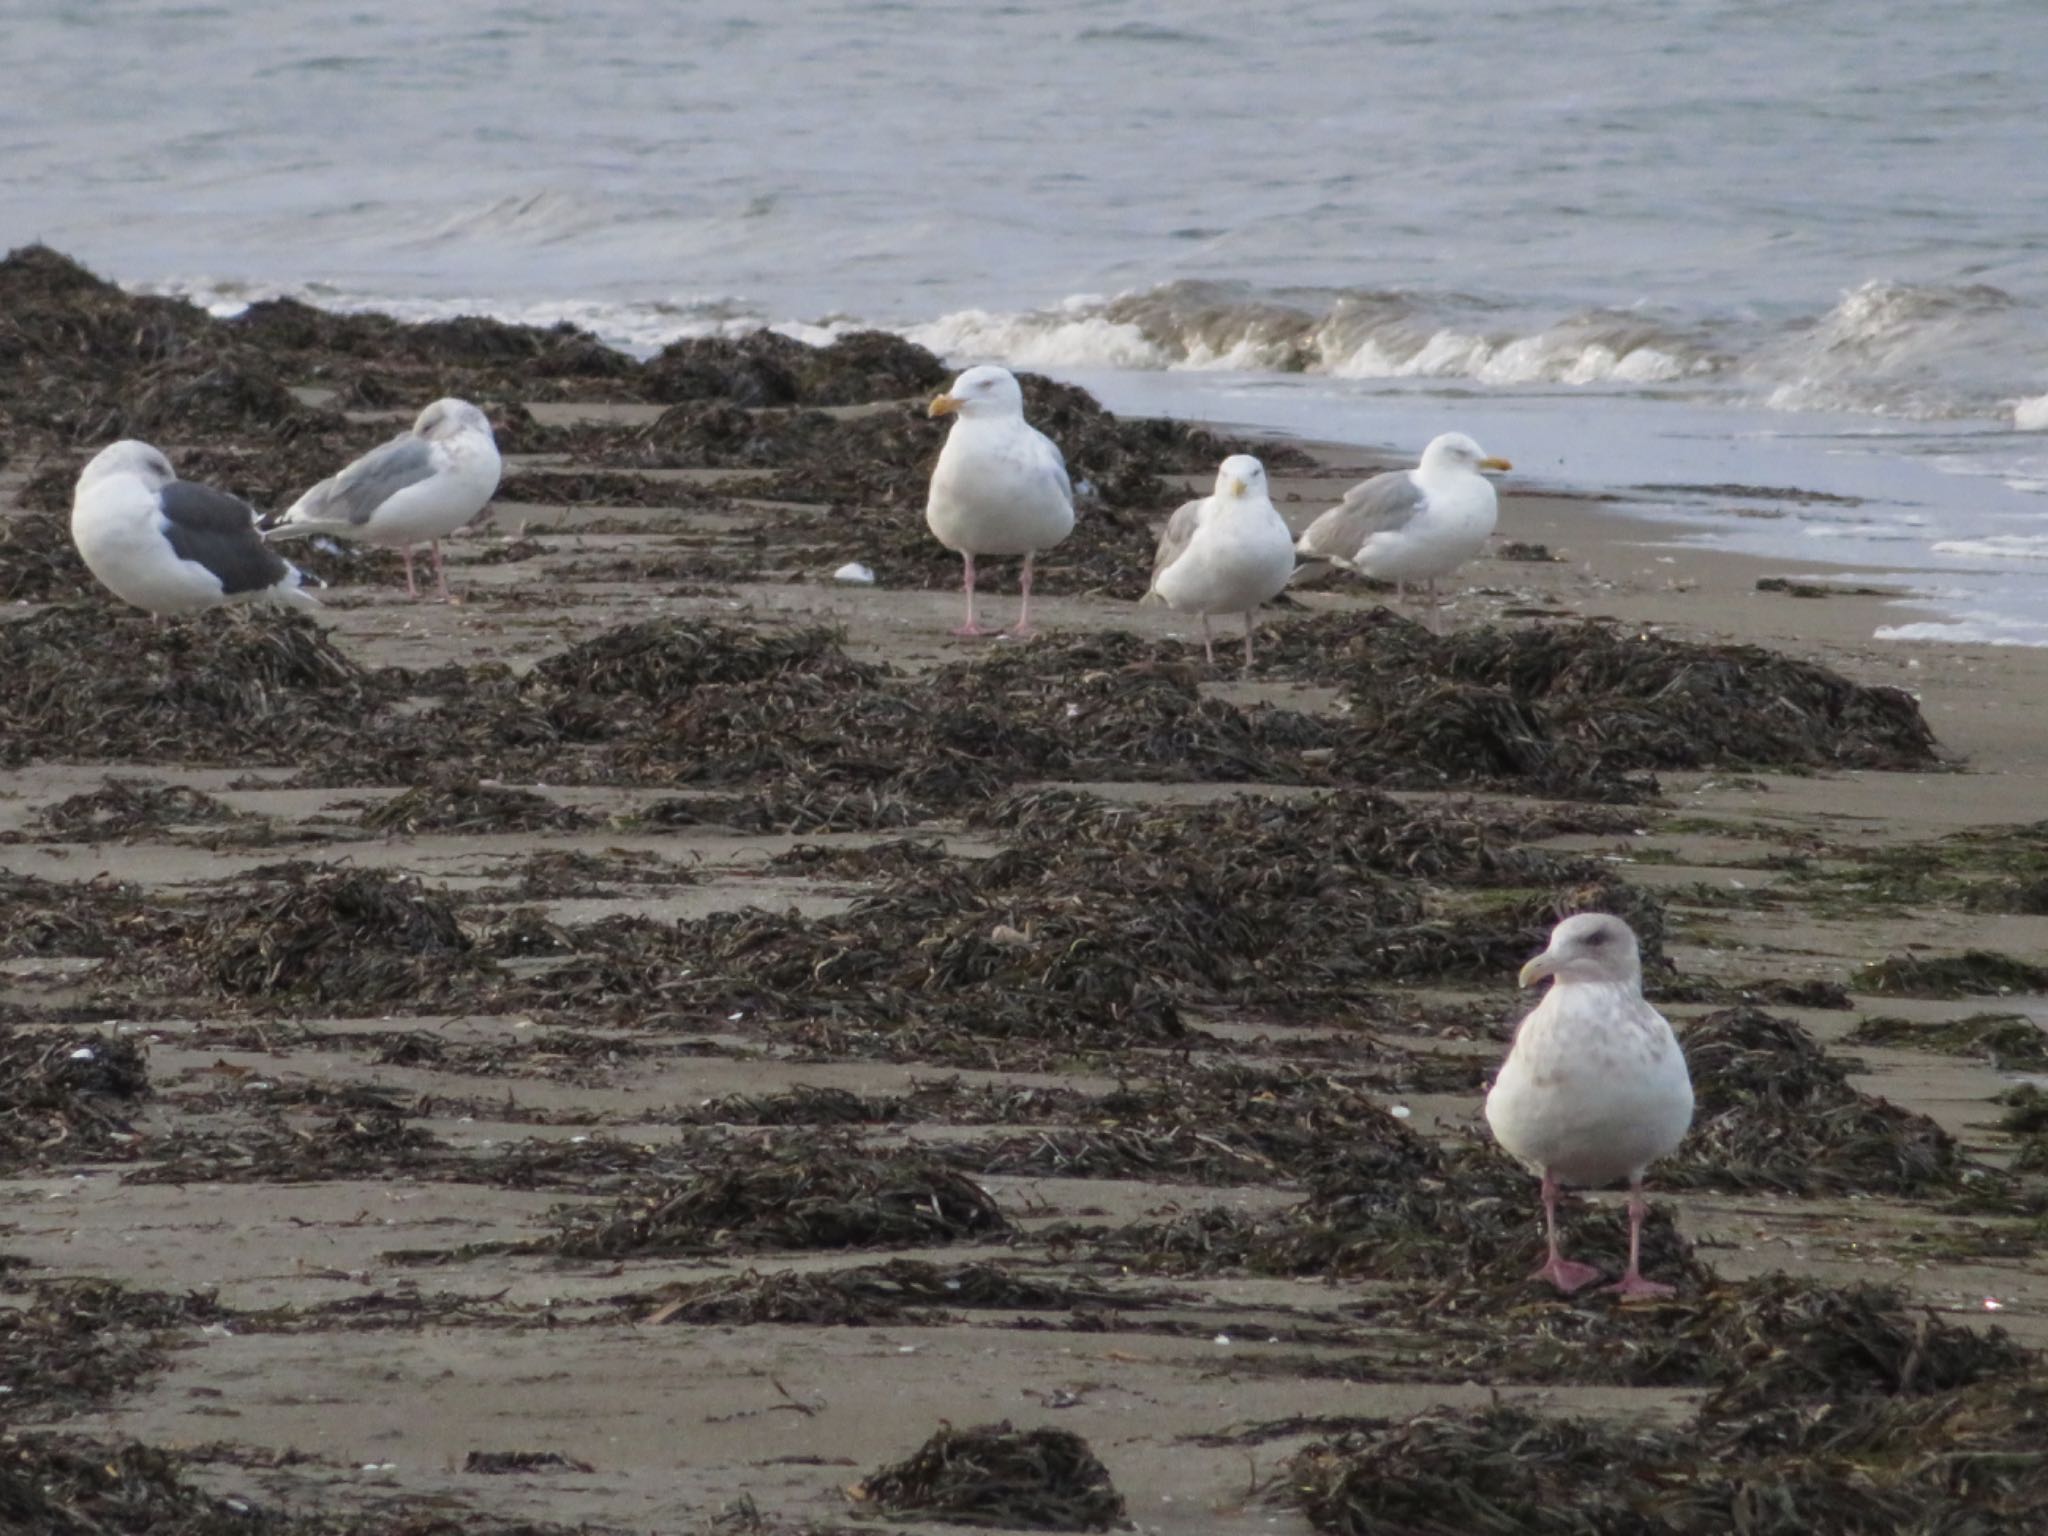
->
[[266, 398, 501, 602], [925, 365, 1075, 637], [71, 441, 319, 618], [1294, 431, 1509, 631], [1485, 913, 1693, 1299], [1144, 454, 1295, 665]]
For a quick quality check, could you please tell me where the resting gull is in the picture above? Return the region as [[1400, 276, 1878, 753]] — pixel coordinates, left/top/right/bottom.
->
[[71, 441, 318, 618], [266, 397, 501, 602], [1485, 913, 1693, 1298], [1144, 454, 1294, 665], [926, 365, 1075, 637], [1294, 431, 1509, 630]]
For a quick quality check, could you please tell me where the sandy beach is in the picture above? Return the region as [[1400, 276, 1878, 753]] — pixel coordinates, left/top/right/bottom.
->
[[4, 255, 2048, 1533]]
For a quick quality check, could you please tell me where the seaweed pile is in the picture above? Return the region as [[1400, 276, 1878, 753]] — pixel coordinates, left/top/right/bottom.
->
[[621, 1259, 1143, 1329], [1257, 610, 1942, 792], [0, 606, 394, 768], [496, 787, 1661, 1055], [359, 777, 592, 835], [851, 1421, 1125, 1532], [1285, 1386, 2048, 1535], [32, 778, 257, 843], [190, 866, 489, 1007], [1856, 948, 2048, 998], [0, 601, 1943, 816], [0, 1031, 149, 1172], [1665, 1007, 1972, 1194], [540, 1140, 1009, 1258]]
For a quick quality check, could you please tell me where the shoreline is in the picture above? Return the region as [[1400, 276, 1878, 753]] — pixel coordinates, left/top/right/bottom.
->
[[4, 281, 2048, 1533]]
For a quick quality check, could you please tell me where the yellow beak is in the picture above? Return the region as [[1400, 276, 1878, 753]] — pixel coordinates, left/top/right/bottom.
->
[[928, 394, 960, 418], [1480, 456, 1513, 472], [1518, 953, 1555, 989], [1229, 478, 1248, 496]]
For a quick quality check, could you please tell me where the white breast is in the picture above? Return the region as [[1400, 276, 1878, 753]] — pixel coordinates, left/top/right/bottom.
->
[[926, 420, 1074, 557], [1154, 503, 1297, 615], [1485, 981, 1694, 1188]]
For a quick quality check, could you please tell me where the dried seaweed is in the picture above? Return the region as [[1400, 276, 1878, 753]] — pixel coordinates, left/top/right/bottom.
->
[[191, 867, 489, 1007], [1284, 1384, 2048, 1536], [1856, 949, 2048, 998], [0, 1279, 222, 1421], [624, 1259, 1145, 1328], [0, 605, 394, 768], [1849, 1012, 2048, 1067], [1667, 1007, 1970, 1194], [0, 1031, 149, 1170], [360, 778, 590, 835], [539, 1141, 1010, 1258], [852, 1421, 1125, 1531], [33, 778, 255, 842]]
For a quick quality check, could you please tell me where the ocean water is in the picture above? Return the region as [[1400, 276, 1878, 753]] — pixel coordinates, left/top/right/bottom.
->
[[6, 0, 2047, 639]]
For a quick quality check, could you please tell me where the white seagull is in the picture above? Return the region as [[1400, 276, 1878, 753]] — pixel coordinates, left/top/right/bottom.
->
[[925, 365, 1075, 637], [266, 397, 501, 602], [1485, 913, 1694, 1298], [1294, 432, 1510, 631], [1144, 455, 1295, 666], [70, 441, 319, 618]]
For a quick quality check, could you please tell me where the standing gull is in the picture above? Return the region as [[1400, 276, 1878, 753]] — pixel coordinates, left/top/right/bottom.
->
[[265, 398, 501, 602], [71, 441, 318, 618], [1144, 454, 1295, 665], [1294, 432, 1510, 631], [1485, 913, 1693, 1298], [926, 365, 1075, 637]]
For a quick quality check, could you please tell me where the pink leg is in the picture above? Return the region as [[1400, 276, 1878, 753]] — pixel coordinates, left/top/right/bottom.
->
[[1529, 1171, 1604, 1294], [1200, 613, 1215, 665], [1242, 611, 1256, 667], [400, 545, 420, 599], [952, 553, 987, 638], [1604, 1180, 1676, 1299], [431, 540, 458, 604], [1008, 552, 1037, 637]]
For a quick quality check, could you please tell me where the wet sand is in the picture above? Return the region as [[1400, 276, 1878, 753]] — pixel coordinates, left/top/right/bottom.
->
[[5, 371, 2048, 1532]]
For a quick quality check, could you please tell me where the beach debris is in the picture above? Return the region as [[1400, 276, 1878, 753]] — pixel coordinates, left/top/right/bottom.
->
[[192, 865, 486, 1007], [1855, 949, 2048, 998], [540, 1141, 1010, 1258], [0, 1031, 149, 1173], [851, 1420, 1125, 1531], [1667, 1007, 1970, 1194], [831, 560, 876, 584], [360, 777, 590, 835]]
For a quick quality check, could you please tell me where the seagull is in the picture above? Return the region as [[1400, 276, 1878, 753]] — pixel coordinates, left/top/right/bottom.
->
[[925, 365, 1075, 637], [1144, 455, 1295, 665], [1294, 432, 1510, 631], [70, 441, 319, 618], [1485, 913, 1694, 1299], [265, 397, 501, 602]]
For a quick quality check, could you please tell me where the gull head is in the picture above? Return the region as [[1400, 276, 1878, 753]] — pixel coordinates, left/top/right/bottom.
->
[[1216, 453, 1267, 501], [414, 398, 493, 442], [929, 365, 1025, 421], [1518, 912, 1641, 989], [1420, 431, 1511, 476], [77, 439, 176, 494]]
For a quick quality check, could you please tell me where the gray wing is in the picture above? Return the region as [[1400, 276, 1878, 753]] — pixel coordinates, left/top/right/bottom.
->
[[1149, 496, 1207, 588], [1297, 471, 1429, 560], [1032, 428, 1073, 505], [158, 482, 291, 595], [296, 433, 438, 526]]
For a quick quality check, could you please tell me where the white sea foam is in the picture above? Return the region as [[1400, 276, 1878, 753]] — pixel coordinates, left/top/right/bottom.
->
[[1875, 616, 2048, 647], [1930, 535, 2048, 561]]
